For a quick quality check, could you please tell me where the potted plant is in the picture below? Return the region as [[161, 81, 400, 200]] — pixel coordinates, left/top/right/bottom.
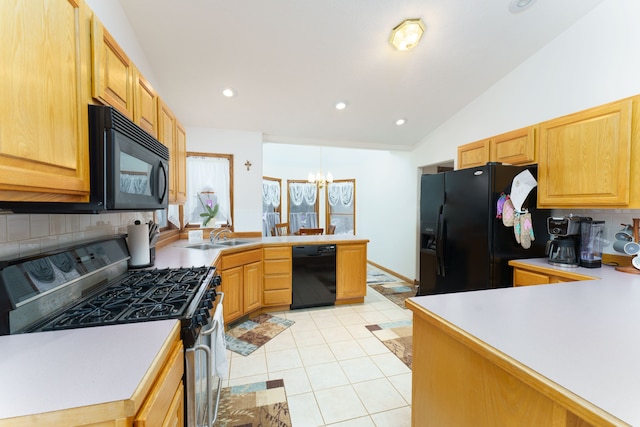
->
[[198, 192, 219, 227]]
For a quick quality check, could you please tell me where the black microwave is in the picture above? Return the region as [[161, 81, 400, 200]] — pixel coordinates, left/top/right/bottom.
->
[[0, 105, 169, 213]]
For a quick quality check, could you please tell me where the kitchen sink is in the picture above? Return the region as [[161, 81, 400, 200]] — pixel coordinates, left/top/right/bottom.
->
[[185, 240, 252, 250]]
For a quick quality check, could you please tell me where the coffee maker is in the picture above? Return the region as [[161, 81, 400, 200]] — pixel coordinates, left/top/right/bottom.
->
[[546, 216, 590, 267]]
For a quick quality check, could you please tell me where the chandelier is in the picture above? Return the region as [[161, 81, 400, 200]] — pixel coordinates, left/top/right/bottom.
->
[[308, 170, 333, 188]]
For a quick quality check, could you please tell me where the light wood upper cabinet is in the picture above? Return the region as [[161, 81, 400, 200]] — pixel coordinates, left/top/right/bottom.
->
[[491, 126, 536, 166], [457, 139, 490, 170], [158, 100, 187, 204], [0, 0, 92, 202], [174, 120, 188, 204], [457, 126, 536, 170], [537, 98, 632, 207], [134, 67, 158, 138], [91, 14, 134, 119]]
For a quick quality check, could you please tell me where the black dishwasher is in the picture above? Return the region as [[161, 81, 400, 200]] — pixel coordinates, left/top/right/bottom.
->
[[291, 245, 337, 310]]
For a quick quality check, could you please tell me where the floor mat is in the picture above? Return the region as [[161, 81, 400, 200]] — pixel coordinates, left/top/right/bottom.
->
[[225, 313, 295, 356], [216, 379, 291, 427], [366, 320, 413, 369], [366, 269, 400, 283], [369, 282, 417, 309]]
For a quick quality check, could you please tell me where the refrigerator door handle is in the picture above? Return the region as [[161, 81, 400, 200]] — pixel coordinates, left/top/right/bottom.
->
[[436, 205, 445, 277]]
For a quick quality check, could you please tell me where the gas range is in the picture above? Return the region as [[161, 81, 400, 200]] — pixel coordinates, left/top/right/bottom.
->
[[0, 236, 219, 346]]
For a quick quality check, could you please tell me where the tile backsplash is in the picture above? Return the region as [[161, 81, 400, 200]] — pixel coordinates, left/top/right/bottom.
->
[[552, 209, 640, 255], [0, 212, 153, 259]]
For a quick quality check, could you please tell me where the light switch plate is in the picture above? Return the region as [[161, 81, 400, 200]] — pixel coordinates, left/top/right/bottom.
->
[[188, 230, 203, 243]]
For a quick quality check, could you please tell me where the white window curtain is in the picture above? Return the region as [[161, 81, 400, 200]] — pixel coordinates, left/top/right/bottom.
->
[[185, 156, 231, 226], [262, 180, 281, 209], [289, 182, 317, 206], [327, 182, 354, 207], [288, 182, 318, 233]]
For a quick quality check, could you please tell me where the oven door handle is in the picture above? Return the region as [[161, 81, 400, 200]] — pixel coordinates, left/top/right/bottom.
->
[[193, 344, 212, 427]]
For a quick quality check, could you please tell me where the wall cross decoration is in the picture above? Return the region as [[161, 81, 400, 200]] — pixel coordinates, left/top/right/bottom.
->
[[244, 160, 252, 171]]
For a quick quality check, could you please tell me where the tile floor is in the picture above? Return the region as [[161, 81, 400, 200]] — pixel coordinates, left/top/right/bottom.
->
[[220, 269, 413, 426]]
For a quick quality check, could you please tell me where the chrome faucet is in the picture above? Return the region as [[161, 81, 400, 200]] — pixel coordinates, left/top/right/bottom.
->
[[210, 228, 233, 243]]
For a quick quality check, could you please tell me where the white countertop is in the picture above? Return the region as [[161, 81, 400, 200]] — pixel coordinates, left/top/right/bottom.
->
[[155, 234, 369, 268], [408, 261, 640, 425], [0, 319, 178, 421]]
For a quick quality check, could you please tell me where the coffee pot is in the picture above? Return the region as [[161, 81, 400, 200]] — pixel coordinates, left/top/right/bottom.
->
[[579, 220, 605, 268], [547, 238, 579, 267]]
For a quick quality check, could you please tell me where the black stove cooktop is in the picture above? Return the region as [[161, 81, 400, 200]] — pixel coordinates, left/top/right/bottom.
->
[[41, 266, 213, 331]]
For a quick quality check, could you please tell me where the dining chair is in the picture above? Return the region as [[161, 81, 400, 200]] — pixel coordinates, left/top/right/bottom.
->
[[298, 228, 324, 235], [272, 222, 290, 236]]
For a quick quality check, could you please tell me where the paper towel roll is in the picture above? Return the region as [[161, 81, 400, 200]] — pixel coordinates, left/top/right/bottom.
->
[[127, 221, 150, 267]]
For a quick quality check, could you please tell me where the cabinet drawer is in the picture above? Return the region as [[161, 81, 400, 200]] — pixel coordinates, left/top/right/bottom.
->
[[513, 268, 550, 286], [220, 249, 262, 270], [135, 340, 184, 426], [263, 246, 291, 260], [264, 275, 291, 291], [263, 289, 292, 306], [264, 258, 291, 275]]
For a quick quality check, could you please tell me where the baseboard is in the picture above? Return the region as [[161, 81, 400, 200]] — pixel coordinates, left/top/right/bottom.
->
[[367, 260, 416, 285]]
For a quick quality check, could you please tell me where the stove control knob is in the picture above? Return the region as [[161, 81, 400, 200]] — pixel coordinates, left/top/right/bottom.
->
[[212, 275, 222, 286]]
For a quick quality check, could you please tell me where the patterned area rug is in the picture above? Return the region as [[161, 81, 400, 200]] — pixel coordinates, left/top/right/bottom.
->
[[225, 313, 295, 356], [216, 379, 291, 427], [369, 282, 417, 309], [366, 320, 413, 369], [366, 269, 399, 283]]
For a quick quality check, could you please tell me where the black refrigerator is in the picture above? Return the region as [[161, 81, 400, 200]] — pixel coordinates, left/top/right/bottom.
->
[[418, 163, 550, 296]]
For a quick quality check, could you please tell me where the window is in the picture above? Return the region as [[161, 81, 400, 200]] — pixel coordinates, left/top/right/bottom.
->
[[262, 177, 282, 236], [326, 180, 355, 234], [287, 181, 319, 234], [184, 152, 234, 229]]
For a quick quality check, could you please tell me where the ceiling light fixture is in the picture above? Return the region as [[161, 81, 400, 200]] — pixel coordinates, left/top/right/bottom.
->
[[396, 119, 406, 126], [308, 170, 333, 188], [389, 18, 425, 51], [508, 0, 536, 13], [335, 101, 347, 110], [222, 88, 237, 97]]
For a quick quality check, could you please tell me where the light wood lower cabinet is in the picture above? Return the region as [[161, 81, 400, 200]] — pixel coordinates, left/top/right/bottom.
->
[[263, 246, 292, 307], [509, 261, 595, 286], [336, 243, 367, 303], [134, 338, 184, 427], [218, 249, 263, 323]]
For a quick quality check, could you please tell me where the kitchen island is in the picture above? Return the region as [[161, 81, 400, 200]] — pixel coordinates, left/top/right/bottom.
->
[[407, 264, 640, 426]]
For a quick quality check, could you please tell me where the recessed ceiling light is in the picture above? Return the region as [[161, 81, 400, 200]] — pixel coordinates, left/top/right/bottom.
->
[[222, 88, 237, 97], [335, 101, 348, 110], [508, 0, 536, 13], [395, 119, 406, 126]]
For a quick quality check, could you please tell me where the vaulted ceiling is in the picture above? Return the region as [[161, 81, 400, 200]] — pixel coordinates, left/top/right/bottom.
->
[[118, 0, 603, 150]]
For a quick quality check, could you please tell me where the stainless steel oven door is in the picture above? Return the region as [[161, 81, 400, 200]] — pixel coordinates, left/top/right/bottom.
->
[[185, 292, 224, 427]]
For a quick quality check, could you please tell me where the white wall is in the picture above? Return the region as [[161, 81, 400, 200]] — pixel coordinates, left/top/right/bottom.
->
[[411, 0, 640, 263], [263, 144, 417, 279], [187, 128, 264, 232]]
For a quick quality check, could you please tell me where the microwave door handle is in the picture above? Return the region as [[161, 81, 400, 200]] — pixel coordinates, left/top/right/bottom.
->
[[158, 161, 168, 203]]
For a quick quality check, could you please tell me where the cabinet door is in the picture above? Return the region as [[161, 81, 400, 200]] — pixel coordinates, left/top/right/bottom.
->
[[538, 99, 632, 207], [158, 100, 177, 202], [336, 244, 367, 300], [491, 126, 536, 165], [244, 260, 262, 313], [513, 268, 550, 287], [134, 68, 158, 138], [220, 266, 243, 323], [174, 120, 187, 204], [457, 139, 490, 170], [91, 15, 134, 118], [0, 0, 91, 202]]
